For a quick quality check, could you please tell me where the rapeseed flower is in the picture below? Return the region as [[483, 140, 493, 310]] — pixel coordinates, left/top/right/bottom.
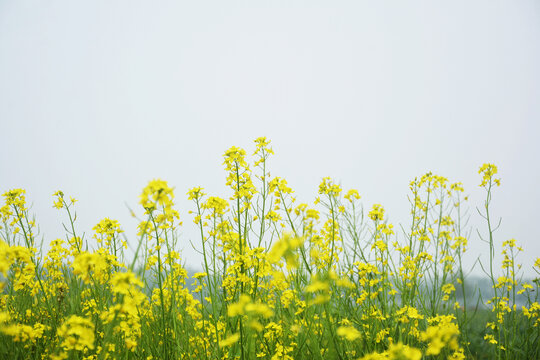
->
[[337, 325, 361, 341], [140, 179, 174, 212], [57, 315, 95, 351], [368, 204, 385, 221]]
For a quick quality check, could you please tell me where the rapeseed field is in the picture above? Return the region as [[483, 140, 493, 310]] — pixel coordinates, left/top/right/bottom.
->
[[1, 138, 538, 359]]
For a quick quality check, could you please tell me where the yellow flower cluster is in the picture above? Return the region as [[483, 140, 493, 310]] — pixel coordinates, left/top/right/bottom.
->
[[479, 163, 501, 187], [57, 315, 95, 351], [140, 179, 175, 212], [368, 204, 385, 221]]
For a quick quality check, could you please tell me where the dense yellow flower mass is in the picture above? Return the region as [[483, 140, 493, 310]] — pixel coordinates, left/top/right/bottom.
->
[[56, 315, 95, 352], [0, 143, 537, 360]]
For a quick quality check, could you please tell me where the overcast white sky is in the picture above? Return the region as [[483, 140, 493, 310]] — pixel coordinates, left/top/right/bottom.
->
[[1, 1, 539, 275]]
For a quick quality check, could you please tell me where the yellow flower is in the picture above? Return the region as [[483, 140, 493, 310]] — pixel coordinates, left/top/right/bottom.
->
[[372, 240, 388, 252], [220, 333, 240, 347], [93, 218, 123, 247], [421, 320, 460, 355], [305, 280, 329, 293], [253, 137, 274, 158], [344, 189, 361, 202], [110, 271, 143, 295], [368, 204, 385, 221], [52, 190, 64, 209], [478, 163, 500, 187], [140, 179, 174, 212], [318, 177, 342, 196], [269, 177, 293, 196], [4, 189, 27, 210], [57, 315, 95, 351], [306, 209, 320, 220], [192, 272, 207, 280], [268, 232, 303, 267], [245, 303, 274, 319], [223, 146, 247, 170], [72, 251, 109, 284], [337, 325, 361, 341], [387, 342, 422, 360], [187, 186, 205, 201], [228, 294, 251, 317], [442, 283, 456, 295], [202, 196, 229, 215], [1, 323, 46, 343]]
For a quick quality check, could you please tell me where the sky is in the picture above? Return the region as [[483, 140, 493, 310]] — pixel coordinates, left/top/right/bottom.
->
[[1, 1, 539, 276]]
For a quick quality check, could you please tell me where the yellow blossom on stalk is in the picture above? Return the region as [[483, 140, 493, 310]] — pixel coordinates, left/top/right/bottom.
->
[[368, 204, 385, 221], [442, 283, 456, 301], [484, 333, 497, 344], [318, 177, 341, 196], [110, 271, 144, 295], [223, 146, 248, 170], [223, 146, 257, 200], [452, 236, 468, 251], [228, 171, 257, 201], [265, 210, 282, 222], [249, 320, 264, 332], [72, 251, 109, 284], [93, 217, 123, 247], [533, 258, 540, 275], [4, 189, 27, 211], [422, 317, 461, 356], [202, 196, 229, 215], [228, 294, 252, 317], [0, 204, 12, 221], [372, 240, 388, 252], [267, 232, 303, 267], [253, 137, 274, 166], [387, 342, 422, 360], [140, 179, 174, 212], [522, 302, 540, 326], [220, 333, 240, 347], [306, 209, 320, 220], [245, 302, 274, 319], [479, 163, 500, 187], [57, 315, 95, 351], [518, 283, 533, 295], [52, 190, 64, 209], [305, 280, 329, 293], [344, 189, 361, 202], [3, 245, 33, 268], [377, 223, 394, 235], [337, 325, 361, 341], [336, 276, 355, 289], [450, 182, 464, 192], [396, 306, 424, 322], [375, 329, 389, 343], [310, 293, 331, 305], [187, 187, 206, 201], [1, 322, 47, 343], [280, 289, 295, 308], [269, 177, 293, 196], [192, 272, 207, 280]]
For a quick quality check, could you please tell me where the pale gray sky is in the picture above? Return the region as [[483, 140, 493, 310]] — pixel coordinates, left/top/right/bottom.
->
[[1, 1, 539, 275]]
